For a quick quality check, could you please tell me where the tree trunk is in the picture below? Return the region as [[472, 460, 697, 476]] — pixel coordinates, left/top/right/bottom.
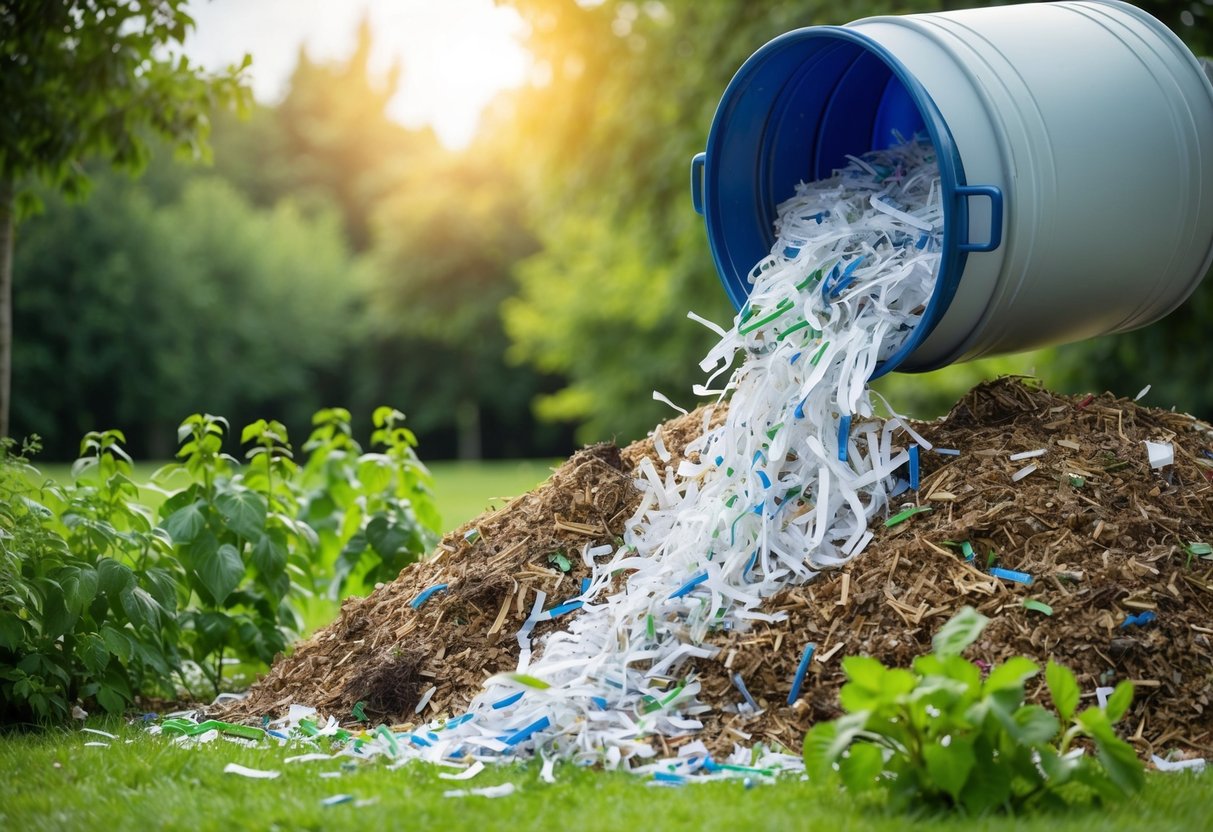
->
[[0, 179, 14, 439]]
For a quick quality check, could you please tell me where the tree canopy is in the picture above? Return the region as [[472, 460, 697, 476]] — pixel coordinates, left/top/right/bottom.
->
[[0, 0, 249, 437]]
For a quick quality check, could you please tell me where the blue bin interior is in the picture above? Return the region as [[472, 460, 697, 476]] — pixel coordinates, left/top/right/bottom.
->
[[703, 28, 968, 376]]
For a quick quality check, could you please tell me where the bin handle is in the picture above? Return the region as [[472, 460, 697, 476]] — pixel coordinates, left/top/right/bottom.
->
[[955, 185, 1003, 253], [690, 152, 706, 216]]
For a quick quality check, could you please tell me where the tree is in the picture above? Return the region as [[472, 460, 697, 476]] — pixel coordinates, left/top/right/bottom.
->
[[367, 149, 544, 459], [497, 0, 941, 443], [275, 16, 441, 251], [0, 0, 249, 437], [12, 174, 367, 458]]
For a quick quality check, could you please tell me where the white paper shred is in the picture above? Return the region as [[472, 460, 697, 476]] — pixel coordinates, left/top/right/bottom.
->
[[83, 741, 109, 748], [438, 761, 486, 781], [285, 753, 339, 764], [1009, 448, 1046, 461], [1151, 754, 1206, 773], [1095, 686, 1115, 708], [1134, 384, 1151, 401], [247, 136, 944, 785], [1144, 441, 1174, 469], [223, 763, 281, 779], [1011, 463, 1038, 482], [81, 728, 117, 739], [415, 685, 437, 714], [443, 783, 517, 799]]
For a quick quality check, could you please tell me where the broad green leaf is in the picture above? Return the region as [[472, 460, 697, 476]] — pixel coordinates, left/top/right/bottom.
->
[[1104, 681, 1134, 723], [59, 565, 99, 614], [803, 711, 868, 782], [195, 542, 244, 605], [0, 616, 26, 651], [838, 742, 884, 793], [100, 626, 135, 663], [960, 737, 1012, 813], [76, 633, 110, 675], [841, 655, 887, 692], [923, 736, 975, 802], [189, 611, 234, 657], [120, 586, 160, 630], [1012, 704, 1060, 745], [366, 515, 411, 558], [251, 535, 287, 579], [141, 568, 179, 612], [984, 656, 1039, 695], [1078, 707, 1144, 794], [38, 591, 75, 639], [932, 607, 988, 658], [1046, 660, 1080, 722], [97, 558, 134, 598], [95, 684, 127, 713], [163, 501, 207, 544], [215, 489, 267, 541], [1093, 732, 1145, 794]]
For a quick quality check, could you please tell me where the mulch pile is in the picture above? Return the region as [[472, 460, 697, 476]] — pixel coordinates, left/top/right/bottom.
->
[[221, 378, 1213, 759]]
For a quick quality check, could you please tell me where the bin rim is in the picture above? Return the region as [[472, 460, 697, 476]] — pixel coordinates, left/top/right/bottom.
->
[[701, 25, 974, 378]]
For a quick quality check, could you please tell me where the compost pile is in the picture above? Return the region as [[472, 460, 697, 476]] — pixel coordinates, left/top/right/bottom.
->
[[223, 377, 1213, 759]]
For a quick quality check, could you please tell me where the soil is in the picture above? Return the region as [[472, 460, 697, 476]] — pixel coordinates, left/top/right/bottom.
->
[[219, 378, 1213, 759]]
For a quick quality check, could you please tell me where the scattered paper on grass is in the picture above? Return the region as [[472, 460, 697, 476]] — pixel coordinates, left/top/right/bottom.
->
[[285, 753, 338, 764], [223, 762, 281, 779], [1151, 754, 1205, 773], [438, 761, 486, 781], [443, 783, 517, 799], [83, 741, 109, 748], [81, 728, 117, 739]]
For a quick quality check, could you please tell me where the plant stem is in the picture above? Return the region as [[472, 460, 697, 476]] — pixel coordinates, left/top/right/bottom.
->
[[213, 645, 224, 700], [0, 177, 15, 438]]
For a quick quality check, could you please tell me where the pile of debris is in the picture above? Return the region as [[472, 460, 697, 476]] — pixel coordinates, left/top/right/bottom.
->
[[222, 378, 1213, 759]]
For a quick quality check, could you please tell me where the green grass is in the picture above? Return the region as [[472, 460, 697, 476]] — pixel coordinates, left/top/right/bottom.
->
[[423, 459, 560, 532], [1, 721, 1209, 832]]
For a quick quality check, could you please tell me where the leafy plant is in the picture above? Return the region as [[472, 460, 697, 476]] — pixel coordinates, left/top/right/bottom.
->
[[300, 406, 440, 596], [1, 403, 441, 723], [803, 607, 1144, 812], [0, 435, 183, 722], [154, 414, 312, 696]]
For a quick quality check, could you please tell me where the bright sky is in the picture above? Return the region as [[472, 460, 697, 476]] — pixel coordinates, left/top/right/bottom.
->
[[183, 0, 532, 149]]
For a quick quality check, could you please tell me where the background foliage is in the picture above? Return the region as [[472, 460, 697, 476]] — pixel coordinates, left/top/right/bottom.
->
[[6, 0, 1211, 462]]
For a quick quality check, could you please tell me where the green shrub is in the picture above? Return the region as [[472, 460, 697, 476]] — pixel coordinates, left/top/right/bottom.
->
[[804, 607, 1144, 812], [0, 407, 440, 723], [0, 435, 183, 722]]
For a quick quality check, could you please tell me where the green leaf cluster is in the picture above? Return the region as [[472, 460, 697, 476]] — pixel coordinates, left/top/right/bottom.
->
[[803, 607, 1144, 813], [0, 405, 439, 723]]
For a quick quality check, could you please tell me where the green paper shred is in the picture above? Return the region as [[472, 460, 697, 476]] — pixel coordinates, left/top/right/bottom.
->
[[884, 505, 933, 527], [1023, 599, 1054, 616]]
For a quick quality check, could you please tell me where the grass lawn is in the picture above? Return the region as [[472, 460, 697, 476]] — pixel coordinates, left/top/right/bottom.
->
[[423, 459, 560, 531], [1, 721, 1209, 832]]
